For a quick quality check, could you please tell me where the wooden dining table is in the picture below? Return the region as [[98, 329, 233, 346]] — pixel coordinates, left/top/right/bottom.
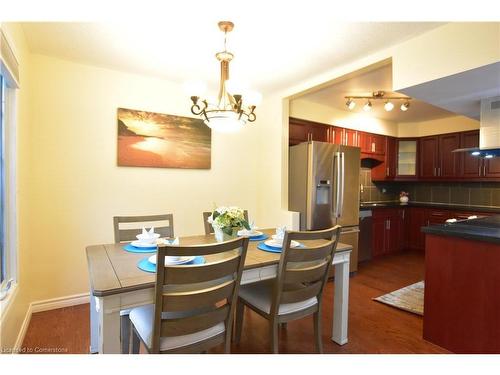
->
[[86, 228, 352, 353]]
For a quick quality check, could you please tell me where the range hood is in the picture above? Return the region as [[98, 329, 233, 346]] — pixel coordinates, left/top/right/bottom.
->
[[453, 96, 500, 158]]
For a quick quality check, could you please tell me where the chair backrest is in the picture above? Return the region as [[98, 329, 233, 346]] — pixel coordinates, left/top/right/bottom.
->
[[113, 214, 174, 242], [151, 236, 249, 353], [202, 210, 249, 235], [270, 225, 342, 317]]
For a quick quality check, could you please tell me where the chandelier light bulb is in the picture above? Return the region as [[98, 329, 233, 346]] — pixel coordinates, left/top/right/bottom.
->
[[401, 101, 410, 111], [384, 101, 394, 111], [346, 99, 356, 110], [363, 101, 372, 111]]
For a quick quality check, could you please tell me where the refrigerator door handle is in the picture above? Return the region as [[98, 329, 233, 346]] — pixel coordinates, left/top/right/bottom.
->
[[333, 151, 341, 218], [338, 152, 345, 217]]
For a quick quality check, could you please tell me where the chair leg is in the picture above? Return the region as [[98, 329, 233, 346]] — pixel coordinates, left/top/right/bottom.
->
[[120, 314, 131, 354], [313, 311, 323, 354], [131, 328, 141, 354], [270, 320, 279, 354], [234, 299, 244, 344]]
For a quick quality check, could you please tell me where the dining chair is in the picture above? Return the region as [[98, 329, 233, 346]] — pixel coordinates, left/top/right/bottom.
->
[[113, 214, 174, 243], [202, 210, 249, 235], [112, 213, 174, 353], [129, 236, 249, 354], [234, 225, 342, 353]]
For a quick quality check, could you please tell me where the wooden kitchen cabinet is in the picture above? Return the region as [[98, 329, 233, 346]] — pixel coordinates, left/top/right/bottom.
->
[[460, 130, 481, 178], [371, 136, 397, 181], [419, 136, 439, 178], [289, 117, 329, 145], [371, 208, 405, 257], [343, 128, 358, 146], [408, 207, 427, 251], [439, 133, 461, 178], [396, 139, 418, 179], [329, 126, 344, 144]]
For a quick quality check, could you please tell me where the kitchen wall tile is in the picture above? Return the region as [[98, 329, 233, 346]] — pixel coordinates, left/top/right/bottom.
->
[[450, 187, 470, 205], [469, 188, 492, 206], [431, 186, 451, 203]]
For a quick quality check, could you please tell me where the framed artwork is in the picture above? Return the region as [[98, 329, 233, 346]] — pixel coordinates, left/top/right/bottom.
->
[[117, 107, 211, 169]]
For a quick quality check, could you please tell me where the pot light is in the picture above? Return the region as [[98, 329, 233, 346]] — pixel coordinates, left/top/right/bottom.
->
[[384, 101, 394, 111], [363, 101, 372, 111], [400, 101, 410, 111]]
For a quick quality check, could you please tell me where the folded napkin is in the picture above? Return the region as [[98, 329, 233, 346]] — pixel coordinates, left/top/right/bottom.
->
[[275, 226, 286, 240]]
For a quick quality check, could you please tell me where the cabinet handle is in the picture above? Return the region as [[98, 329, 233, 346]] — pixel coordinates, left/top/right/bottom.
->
[[434, 167, 436, 176], [479, 164, 482, 176], [438, 167, 441, 176], [332, 130, 335, 143], [386, 167, 389, 177], [483, 164, 486, 177]]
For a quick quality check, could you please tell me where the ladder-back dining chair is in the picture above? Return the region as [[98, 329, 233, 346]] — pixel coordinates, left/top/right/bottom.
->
[[112, 213, 174, 353], [202, 210, 249, 235], [129, 236, 249, 354], [113, 214, 174, 243], [234, 225, 342, 353]]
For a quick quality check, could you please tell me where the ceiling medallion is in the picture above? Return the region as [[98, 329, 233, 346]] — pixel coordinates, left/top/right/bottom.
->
[[345, 91, 411, 112], [188, 21, 262, 133]]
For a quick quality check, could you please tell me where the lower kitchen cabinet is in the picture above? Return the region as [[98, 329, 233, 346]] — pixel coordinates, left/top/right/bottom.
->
[[372, 208, 405, 257]]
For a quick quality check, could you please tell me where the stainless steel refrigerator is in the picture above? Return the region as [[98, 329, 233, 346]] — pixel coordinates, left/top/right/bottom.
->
[[289, 141, 360, 273]]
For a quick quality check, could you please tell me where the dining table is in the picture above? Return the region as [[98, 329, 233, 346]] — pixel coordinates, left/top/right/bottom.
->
[[85, 228, 352, 353]]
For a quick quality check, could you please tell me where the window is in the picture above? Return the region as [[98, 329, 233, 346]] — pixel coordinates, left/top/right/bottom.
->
[[0, 28, 19, 302]]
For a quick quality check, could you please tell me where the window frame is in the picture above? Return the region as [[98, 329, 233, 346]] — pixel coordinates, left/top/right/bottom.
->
[[0, 54, 19, 304]]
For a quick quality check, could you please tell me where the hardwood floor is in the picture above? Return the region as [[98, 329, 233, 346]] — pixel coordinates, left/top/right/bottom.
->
[[21, 249, 448, 354]]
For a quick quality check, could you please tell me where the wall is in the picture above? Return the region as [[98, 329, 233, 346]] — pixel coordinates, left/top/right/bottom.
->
[[393, 22, 500, 90], [289, 98, 399, 136], [398, 116, 479, 137]]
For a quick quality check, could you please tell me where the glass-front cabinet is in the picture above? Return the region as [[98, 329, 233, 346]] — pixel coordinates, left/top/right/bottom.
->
[[397, 139, 418, 178]]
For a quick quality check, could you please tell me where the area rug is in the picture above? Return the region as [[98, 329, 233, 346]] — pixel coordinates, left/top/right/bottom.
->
[[373, 281, 424, 316]]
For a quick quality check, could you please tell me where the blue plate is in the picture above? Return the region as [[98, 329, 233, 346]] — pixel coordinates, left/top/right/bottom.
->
[[123, 244, 157, 253], [248, 234, 269, 241], [257, 242, 283, 253], [137, 256, 205, 273]]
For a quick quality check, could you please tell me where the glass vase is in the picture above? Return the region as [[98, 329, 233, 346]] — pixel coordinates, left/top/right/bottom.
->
[[214, 227, 239, 242]]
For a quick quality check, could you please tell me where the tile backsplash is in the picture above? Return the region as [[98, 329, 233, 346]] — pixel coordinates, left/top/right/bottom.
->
[[359, 167, 500, 207]]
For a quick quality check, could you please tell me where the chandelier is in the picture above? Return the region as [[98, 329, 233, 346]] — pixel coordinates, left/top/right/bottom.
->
[[188, 21, 261, 133], [345, 91, 411, 112]]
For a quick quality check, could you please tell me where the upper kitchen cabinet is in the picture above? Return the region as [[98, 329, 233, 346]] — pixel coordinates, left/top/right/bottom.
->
[[371, 136, 396, 181], [289, 117, 329, 145], [419, 133, 461, 179], [396, 139, 418, 179], [460, 130, 481, 178]]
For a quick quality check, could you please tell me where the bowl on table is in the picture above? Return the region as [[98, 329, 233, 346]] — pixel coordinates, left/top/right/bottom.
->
[[136, 232, 160, 244]]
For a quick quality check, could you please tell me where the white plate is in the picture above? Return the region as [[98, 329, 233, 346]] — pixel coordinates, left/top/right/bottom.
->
[[148, 255, 195, 266], [264, 240, 300, 249], [131, 240, 158, 248], [136, 233, 160, 241], [237, 230, 263, 237]]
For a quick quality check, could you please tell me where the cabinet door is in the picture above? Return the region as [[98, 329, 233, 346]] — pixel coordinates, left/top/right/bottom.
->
[[343, 129, 358, 146], [386, 137, 397, 178], [409, 208, 427, 251], [358, 132, 371, 153], [427, 209, 452, 225], [420, 136, 439, 178], [484, 157, 500, 178], [372, 216, 387, 257], [439, 133, 461, 178], [397, 139, 418, 178], [289, 121, 309, 145], [371, 134, 386, 155], [329, 126, 344, 144], [460, 131, 481, 178], [309, 124, 329, 142], [387, 215, 401, 253]]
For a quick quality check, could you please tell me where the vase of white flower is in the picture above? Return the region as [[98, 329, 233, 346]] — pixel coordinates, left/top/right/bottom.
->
[[207, 206, 250, 242]]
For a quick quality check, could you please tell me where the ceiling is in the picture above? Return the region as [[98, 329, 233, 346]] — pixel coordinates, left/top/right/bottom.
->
[[295, 64, 455, 122], [20, 19, 443, 93], [400, 62, 500, 120]]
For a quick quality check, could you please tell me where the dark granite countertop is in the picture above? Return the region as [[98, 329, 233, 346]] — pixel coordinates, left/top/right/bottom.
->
[[422, 215, 500, 244], [359, 201, 500, 214]]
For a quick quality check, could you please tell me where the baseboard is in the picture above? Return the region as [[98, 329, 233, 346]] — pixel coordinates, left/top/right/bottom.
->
[[13, 292, 90, 351], [31, 293, 90, 313]]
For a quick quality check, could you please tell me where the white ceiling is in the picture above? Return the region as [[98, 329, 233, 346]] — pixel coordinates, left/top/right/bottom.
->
[[295, 64, 455, 122], [20, 19, 443, 93]]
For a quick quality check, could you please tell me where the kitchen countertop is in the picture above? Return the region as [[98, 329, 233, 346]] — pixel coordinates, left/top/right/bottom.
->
[[359, 201, 500, 213], [422, 215, 500, 244]]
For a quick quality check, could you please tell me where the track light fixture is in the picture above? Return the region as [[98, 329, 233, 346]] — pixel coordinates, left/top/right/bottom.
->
[[345, 91, 411, 112]]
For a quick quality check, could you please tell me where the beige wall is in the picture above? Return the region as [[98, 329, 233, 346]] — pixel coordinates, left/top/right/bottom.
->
[[393, 22, 500, 90], [289, 98, 399, 137], [398, 116, 479, 138]]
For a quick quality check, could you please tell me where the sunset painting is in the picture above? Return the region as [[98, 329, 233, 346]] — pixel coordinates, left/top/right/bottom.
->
[[117, 108, 211, 169]]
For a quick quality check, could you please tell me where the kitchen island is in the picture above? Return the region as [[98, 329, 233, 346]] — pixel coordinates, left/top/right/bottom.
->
[[422, 216, 500, 353]]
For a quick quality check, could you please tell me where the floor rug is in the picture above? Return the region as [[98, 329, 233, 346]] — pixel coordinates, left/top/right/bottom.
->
[[373, 281, 424, 316]]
